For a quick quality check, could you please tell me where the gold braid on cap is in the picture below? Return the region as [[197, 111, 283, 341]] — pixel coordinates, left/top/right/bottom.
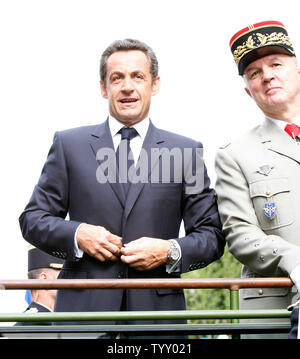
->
[[233, 32, 295, 64], [50, 263, 63, 269]]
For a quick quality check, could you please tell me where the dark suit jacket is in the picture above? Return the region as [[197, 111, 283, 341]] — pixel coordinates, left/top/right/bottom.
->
[[19, 119, 225, 324], [289, 307, 299, 339], [15, 302, 51, 326]]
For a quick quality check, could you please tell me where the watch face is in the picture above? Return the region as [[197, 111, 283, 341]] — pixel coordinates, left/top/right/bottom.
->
[[168, 240, 180, 264], [170, 247, 180, 261]]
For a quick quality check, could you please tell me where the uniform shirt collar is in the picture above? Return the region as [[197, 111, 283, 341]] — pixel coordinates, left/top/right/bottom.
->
[[266, 114, 300, 130], [35, 302, 53, 312]]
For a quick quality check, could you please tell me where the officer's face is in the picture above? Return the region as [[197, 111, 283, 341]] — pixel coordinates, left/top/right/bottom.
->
[[243, 53, 300, 117], [100, 50, 160, 127]]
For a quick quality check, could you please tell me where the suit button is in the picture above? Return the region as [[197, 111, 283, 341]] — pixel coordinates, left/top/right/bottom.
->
[[258, 289, 263, 295], [117, 272, 124, 278]]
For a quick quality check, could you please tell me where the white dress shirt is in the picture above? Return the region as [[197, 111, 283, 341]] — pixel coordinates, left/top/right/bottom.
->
[[109, 115, 149, 165]]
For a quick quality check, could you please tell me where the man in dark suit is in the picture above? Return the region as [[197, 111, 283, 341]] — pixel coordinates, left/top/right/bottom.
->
[[19, 39, 225, 325], [289, 302, 299, 339], [15, 246, 64, 326]]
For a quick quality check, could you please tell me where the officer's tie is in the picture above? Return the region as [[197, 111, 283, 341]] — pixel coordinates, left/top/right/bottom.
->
[[285, 123, 300, 141], [116, 126, 138, 196]]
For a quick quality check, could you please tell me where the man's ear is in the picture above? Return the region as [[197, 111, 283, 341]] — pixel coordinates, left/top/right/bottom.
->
[[244, 87, 252, 98], [100, 80, 108, 99], [39, 271, 48, 280], [151, 76, 160, 96]]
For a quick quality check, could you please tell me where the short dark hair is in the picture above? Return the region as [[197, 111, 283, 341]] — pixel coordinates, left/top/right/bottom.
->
[[28, 268, 44, 280], [100, 38, 159, 84], [27, 267, 59, 280]]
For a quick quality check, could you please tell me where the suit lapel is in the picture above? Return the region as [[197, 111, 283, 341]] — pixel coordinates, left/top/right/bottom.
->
[[259, 118, 300, 164], [123, 121, 165, 222], [89, 119, 167, 221], [89, 119, 126, 206]]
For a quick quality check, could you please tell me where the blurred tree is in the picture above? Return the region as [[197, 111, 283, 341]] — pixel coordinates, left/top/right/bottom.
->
[[182, 247, 242, 325]]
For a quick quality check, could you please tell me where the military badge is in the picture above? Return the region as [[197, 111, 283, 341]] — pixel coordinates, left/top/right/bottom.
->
[[264, 202, 276, 219], [257, 164, 274, 176]]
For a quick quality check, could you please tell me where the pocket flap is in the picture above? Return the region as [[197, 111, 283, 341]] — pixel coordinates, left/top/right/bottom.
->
[[249, 177, 290, 198], [243, 287, 289, 299]]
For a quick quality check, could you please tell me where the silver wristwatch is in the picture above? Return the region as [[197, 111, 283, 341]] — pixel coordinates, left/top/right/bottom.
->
[[167, 239, 180, 264]]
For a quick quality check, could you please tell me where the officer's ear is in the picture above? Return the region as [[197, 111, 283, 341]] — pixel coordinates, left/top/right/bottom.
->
[[39, 271, 48, 280]]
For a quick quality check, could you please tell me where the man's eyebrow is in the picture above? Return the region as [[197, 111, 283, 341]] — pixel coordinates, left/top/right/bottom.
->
[[132, 70, 147, 76], [109, 70, 145, 76], [109, 71, 123, 78], [245, 56, 284, 76], [244, 65, 258, 76], [268, 56, 283, 62]]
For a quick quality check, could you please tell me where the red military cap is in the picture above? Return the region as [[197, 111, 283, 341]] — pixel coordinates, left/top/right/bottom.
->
[[230, 20, 296, 75]]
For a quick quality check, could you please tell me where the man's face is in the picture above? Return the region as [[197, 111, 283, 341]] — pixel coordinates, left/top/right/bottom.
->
[[100, 50, 160, 126], [243, 53, 300, 117]]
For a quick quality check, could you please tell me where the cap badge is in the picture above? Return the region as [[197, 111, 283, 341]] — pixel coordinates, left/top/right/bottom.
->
[[233, 32, 294, 65]]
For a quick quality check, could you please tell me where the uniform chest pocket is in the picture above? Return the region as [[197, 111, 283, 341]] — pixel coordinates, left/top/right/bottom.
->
[[249, 177, 294, 230]]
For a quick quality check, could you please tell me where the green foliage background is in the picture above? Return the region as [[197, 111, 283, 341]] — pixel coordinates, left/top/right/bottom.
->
[[182, 247, 242, 324]]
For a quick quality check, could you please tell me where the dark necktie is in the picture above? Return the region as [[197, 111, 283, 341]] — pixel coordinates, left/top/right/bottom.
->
[[116, 126, 138, 196], [284, 123, 300, 140]]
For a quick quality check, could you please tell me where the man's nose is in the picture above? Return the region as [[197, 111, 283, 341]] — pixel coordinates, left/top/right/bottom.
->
[[122, 76, 134, 92], [262, 67, 275, 82]]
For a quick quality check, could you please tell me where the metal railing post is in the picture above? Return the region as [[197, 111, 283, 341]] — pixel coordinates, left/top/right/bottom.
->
[[229, 289, 239, 311], [229, 289, 240, 339]]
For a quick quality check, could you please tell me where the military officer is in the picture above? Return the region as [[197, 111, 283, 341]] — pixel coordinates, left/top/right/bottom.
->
[[215, 20, 300, 338], [15, 246, 64, 326]]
